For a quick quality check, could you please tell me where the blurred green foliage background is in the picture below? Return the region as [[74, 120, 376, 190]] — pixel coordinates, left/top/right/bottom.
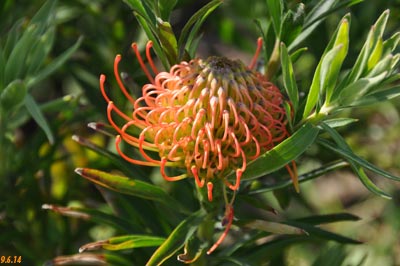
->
[[0, 0, 399, 265]]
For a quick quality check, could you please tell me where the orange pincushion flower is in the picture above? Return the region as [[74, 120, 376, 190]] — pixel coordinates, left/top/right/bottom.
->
[[100, 39, 290, 254]]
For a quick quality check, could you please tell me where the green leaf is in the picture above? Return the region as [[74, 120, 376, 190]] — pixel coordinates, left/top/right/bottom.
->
[[158, 0, 178, 20], [338, 71, 387, 105], [352, 85, 400, 106], [42, 204, 134, 232], [283, 221, 361, 244], [177, 0, 223, 60], [337, 10, 390, 92], [26, 26, 56, 76], [24, 94, 54, 144], [280, 43, 299, 113], [383, 32, 400, 56], [295, 213, 360, 225], [26, 36, 83, 88], [75, 168, 189, 214], [303, 15, 350, 118], [266, 0, 283, 37], [0, 80, 27, 111], [157, 19, 178, 65], [79, 235, 166, 252], [232, 123, 319, 181], [146, 210, 206, 266], [320, 123, 400, 182], [249, 160, 348, 195], [318, 139, 400, 183], [350, 163, 392, 199], [30, 0, 58, 24], [323, 118, 358, 128], [244, 220, 307, 235]]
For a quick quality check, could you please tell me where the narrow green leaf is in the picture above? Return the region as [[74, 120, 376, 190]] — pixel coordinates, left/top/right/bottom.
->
[[283, 221, 362, 244], [303, 15, 350, 118], [24, 94, 54, 144], [350, 163, 392, 199], [289, 0, 336, 50], [320, 123, 400, 181], [30, 0, 57, 24], [367, 37, 383, 71], [42, 204, 133, 232], [383, 32, 400, 56], [26, 36, 83, 88], [245, 220, 307, 235], [337, 10, 389, 91], [0, 79, 27, 111], [75, 168, 189, 214], [352, 85, 400, 106], [146, 210, 206, 266], [135, 13, 170, 69], [177, 0, 223, 60], [266, 0, 283, 37], [79, 235, 166, 252], [4, 25, 39, 84], [26, 27, 56, 76], [318, 139, 400, 182], [159, 0, 178, 20], [339, 71, 387, 105], [280, 43, 299, 113], [366, 54, 395, 78], [249, 160, 348, 195], [295, 213, 360, 225], [234, 123, 319, 180], [323, 118, 358, 128]]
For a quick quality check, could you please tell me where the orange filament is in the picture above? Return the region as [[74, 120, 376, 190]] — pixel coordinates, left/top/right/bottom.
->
[[249, 37, 263, 70], [131, 42, 155, 84]]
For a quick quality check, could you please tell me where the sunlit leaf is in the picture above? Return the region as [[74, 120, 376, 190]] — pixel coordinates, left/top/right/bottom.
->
[[75, 168, 190, 214], [235, 123, 319, 181], [245, 220, 307, 235], [79, 235, 166, 252], [352, 85, 400, 106]]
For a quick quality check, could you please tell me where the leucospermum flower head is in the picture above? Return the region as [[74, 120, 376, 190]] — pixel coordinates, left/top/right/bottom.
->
[[100, 39, 290, 254]]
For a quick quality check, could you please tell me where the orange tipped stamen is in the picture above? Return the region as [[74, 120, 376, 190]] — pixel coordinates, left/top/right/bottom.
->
[[114, 55, 136, 105], [191, 166, 205, 187], [145, 41, 159, 75], [207, 182, 213, 202], [115, 136, 159, 167], [100, 74, 111, 103], [131, 42, 155, 84], [249, 37, 263, 70], [160, 157, 187, 181]]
